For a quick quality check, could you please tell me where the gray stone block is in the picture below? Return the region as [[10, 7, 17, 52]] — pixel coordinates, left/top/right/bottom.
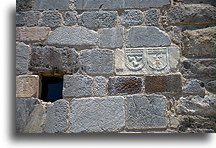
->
[[183, 79, 205, 95], [80, 49, 114, 75], [145, 9, 160, 26], [16, 0, 33, 11], [48, 27, 98, 46], [16, 42, 30, 75], [205, 80, 216, 94], [99, 28, 124, 48], [16, 12, 25, 26], [127, 26, 171, 47], [79, 11, 117, 28], [125, 94, 168, 129], [39, 11, 62, 27], [76, 0, 170, 10], [108, 76, 143, 95], [33, 0, 69, 10], [63, 75, 93, 97], [165, 4, 216, 25], [175, 0, 216, 6], [29, 46, 79, 74], [44, 99, 69, 133], [182, 27, 216, 58], [181, 59, 216, 78], [121, 10, 144, 27], [92, 76, 107, 97], [64, 11, 77, 26], [16, 98, 40, 133], [70, 96, 125, 133], [24, 11, 41, 27], [176, 95, 216, 116]]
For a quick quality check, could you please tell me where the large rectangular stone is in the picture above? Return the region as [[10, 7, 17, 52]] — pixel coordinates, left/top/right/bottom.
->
[[125, 94, 168, 130], [145, 73, 182, 93], [33, 0, 69, 10], [115, 46, 180, 75], [16, 75, 40, 98], [76, 0, 170, 10], [16, 27, 51, 42], [70, 96, 125, 133]]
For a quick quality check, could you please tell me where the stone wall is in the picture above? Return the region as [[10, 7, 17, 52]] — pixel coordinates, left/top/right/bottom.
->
[[16, 0, 216, 133]]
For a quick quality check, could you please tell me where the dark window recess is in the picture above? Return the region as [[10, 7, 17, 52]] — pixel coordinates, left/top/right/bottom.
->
[[41, 76, 63, 102]]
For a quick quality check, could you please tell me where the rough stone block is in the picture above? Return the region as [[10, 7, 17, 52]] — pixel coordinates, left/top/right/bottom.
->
[[45, 99, 69, 133], [16, 98, 42, 133], [108, 76, 143, 95], [121, 10, 144, 27], [16, 42, 30, 75], [205, 80, 216, 94], [70, 96, 125, 133], [125, 94, 168, 129], [183, 79, 206, 95], [80, 49, 114, 75], [79, 11, 117, 28], [16, 0, 33, 11], [182, 27, 216, 58], [92, 76, 107, 97], [16, 27, 51, 41], [24, 11, 41, 27], [181, 58, 216, 78], [16, 75, 40, 98], [39, 11, 62, 27], [115, 46, 180, 75], [63, 75, 93, 97], [76, 0, 170, 10], [48, 27, 98, 46], [33, 0, 69, 10], [175, 0, 216, 6], [98, 28, 124, 48], [176, 95, 216, 116], [64, 11, 77, 26], [29, 46, 79, 74], [127, 26, 171, 47], [16, 12, 25, 26], [145, 8, 160, 26], [165, 4, 216, 25], [145, 73, 182, 93]]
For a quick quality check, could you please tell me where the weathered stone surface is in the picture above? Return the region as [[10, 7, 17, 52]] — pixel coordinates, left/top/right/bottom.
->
[[80, 49, 114, 75], [79, 11, 117, 28], [175, 0, 216, 6], [182, 27, 216, 58], [33, 0, 69, 10], [70, 96, 125, 133], [63, 75, 93, 97], [183, 79, 205, 95], [76, 0, 170, 10], [165, 4, 216, 25], [127, 27, 171, 47], [16, 27, 51, 41], [145, 8, 160, 26], [121, 10, 144, 27], [16, 42, 30, 75], [92, 76, 107, 97], [205, 80, 216, 94], [108, 76, 143, 95], [44, 99, 69, 133], [16, 12, 25, 26], [16, 98, 40, 133], [115, 46, 180, 75], [181, 59, 216, 78], [176, 95, 216, 116], [48, 27, 98, 46], [39, 11, 62, 27], [23, 103, 45, 133], [25, 11, 41, 27], [64, 11, 77, 26], [16, 0, 33, 11], [29, 46, 79, 74], [145, 73, 182, 93], [99, 28, 124, 48], [125, 94, 168, 129], [16, 75, 39, 98]]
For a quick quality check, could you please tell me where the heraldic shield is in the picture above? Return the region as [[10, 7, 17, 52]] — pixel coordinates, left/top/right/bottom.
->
[[147, 49, 168, 70], [125, 49, 145, 71]]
